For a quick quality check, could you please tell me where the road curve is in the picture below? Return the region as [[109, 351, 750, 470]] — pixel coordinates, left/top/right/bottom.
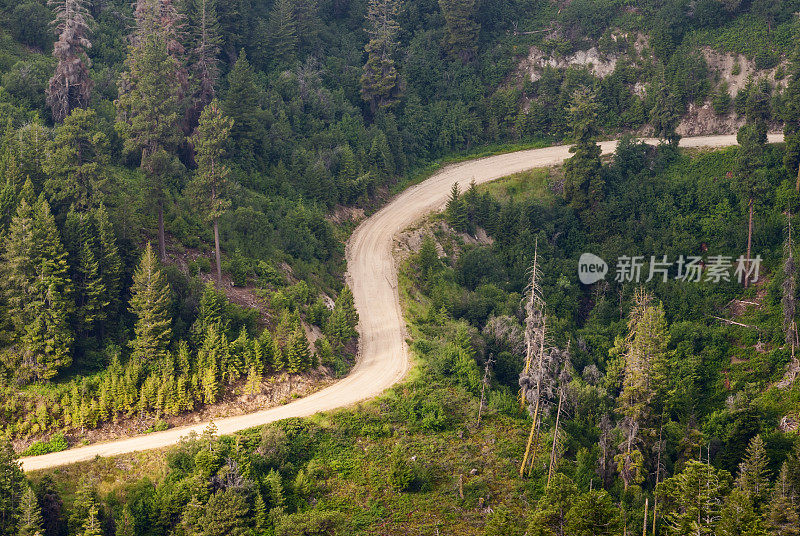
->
[[20, 134, 781, 471]]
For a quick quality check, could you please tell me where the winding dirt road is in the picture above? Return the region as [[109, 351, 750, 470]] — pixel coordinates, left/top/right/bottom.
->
[[20, 134, 781, 472]]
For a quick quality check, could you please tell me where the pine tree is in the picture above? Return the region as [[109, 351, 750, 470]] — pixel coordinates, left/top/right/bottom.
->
[[94, 204, 123, 319], [115, 504, 135, 536], [47, 0, 94, 122], [717, 488, 764, 536], [68, 477, 97, 535], [253, 493, 268, 534], [656, 461, 731, 536], [199, 490, 250, 536], [117, 5, 185, 260], [80, 505, 102, 536], [3, 197, 74, 381], [563, 89, 603, 222], [285, 326, 308, 373], [0, 437, 24, 536], [44, 108, 110, 211], [265, 469, 286, 511], [445, 182, 468, 232], [650, 79, 682, 147], [736, 80, 771, 287], [360, 0, 401, 114], [73, 212, 108, 339], [17, 486, 43, 536], [616, 290, 669, 490], [128, 243, 173, 364], [785, 31, 800, 192], [179, 494, 203, 536], [438, 0, 480, 62], [765, 462, 800, 536], [188, 100, 233, 282], [223, 51, 265, 166], [266, 0, 298, 68], [735, 435, 771, 505], [199, 324, 224, 403], [325, 285, 358, 348], [192, 283, 227, 344], [185, 0, 221, 130]]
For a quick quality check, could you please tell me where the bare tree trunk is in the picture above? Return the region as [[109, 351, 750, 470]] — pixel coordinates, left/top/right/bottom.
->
[[643, 497, 648, 536], [746, 196, 754, 288], [214, 217, 222, 282], [547, 386, 564, 487], [796, 164, 800, 193], [158, 202, 166, 261]]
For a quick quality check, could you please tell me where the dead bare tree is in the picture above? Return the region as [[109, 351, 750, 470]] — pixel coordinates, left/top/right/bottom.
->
[[476, 353, 495, 426], [47, 0, 94, 122]]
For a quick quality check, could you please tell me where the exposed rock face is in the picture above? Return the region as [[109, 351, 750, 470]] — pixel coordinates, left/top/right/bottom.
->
[[516, 40, 788, 136], [519, 46, 619, 81], [676, 101, 745, 137]]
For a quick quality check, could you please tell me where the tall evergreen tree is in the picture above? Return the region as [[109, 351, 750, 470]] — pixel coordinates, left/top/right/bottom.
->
[[325, 285, 358, 348], [360, 0, 401, 114], [115, 504, 135, 536], [16, 486, 43, 536], [222, 51, 266, 166], [266, 0, 298, 67], [616, 290, 669, 490], [199, 490, 250, 536], [185, 0, 222, 128], [93, 203, 123, 320], [188, 100, 233, 282], [784, 32, 800, 192], [438, 0, 480, 62], [650, 80, 682, 147], [735, 434, 771, 506], [765, 462, 800, 536], [3, 197, 74, 381], [735, 80, 771, 287], [128, 242, 173, 364], [657, 461, 731, 536], [69, 211, 108, 340], [716, 488, 764, 536], [445, 182, 468, 232], [47, 0, 94, 122], [0, 437, 24, 536], [563, 89, 603, 224], [44, 108, 110, 211], [80, 505, 102, 536], [117, 4, 186, 260]]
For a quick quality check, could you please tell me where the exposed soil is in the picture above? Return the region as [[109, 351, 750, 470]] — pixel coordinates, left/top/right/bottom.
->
[[22, 135, 769, 472], [14, 369, 337, 453]]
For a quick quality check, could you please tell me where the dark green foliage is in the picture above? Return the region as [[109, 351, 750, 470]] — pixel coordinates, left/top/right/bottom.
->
[[0, 437, 24, 536], [129, 243, 172, 364], [222, 51, 266, 167], [16, 486, 43, 536]]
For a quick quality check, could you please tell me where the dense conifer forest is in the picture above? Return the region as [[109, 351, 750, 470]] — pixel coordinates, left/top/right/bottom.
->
[[2, 0, 800, 534]]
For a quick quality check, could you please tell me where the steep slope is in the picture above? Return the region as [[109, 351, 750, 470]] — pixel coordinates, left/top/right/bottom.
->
[[20, 134, 782, 472]]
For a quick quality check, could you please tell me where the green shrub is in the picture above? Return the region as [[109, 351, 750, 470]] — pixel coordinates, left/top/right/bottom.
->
[[197, 257, 212, 274], [21, 432, 69, 456], [754, 50, 778, 70], [731, 62, 741, 75], [387, 449, 413, 492], [257, 261, 285, 287], [274, 510, 347, 536], [223, 251, 251, 287], [712, 83, 732, 115]]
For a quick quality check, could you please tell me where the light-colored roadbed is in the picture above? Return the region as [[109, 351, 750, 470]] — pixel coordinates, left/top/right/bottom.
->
[[21, 133, 779, 471]]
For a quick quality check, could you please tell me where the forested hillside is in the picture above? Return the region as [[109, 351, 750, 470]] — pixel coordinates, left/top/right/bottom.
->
[[2, 0, 800, 534]]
